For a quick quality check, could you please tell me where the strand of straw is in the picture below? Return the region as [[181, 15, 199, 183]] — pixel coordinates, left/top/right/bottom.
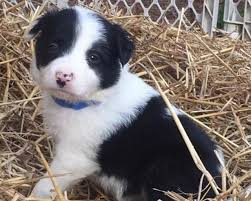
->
[[145, 68, 220, 195], [35, 144, 65, 201]]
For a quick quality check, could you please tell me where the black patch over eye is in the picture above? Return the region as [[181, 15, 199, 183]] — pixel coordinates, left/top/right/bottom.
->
[[33, 8, 78, 68], [86, 40, 121, 89], [87, 52, 101, 64], [48, 42, 59, 53]]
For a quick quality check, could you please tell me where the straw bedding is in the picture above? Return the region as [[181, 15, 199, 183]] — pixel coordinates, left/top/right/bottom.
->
[[0, 1, 250, 201]]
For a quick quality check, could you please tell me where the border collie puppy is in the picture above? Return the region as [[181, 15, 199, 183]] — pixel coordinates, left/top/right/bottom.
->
[[26, 6, 224, 201]]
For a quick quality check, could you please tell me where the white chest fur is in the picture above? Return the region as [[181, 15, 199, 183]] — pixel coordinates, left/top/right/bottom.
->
[[42, 71, 158, 161], [32, 71, 158, 199]]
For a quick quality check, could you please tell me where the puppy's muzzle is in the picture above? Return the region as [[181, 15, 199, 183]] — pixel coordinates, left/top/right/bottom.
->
[[55, 71, 74, 88]]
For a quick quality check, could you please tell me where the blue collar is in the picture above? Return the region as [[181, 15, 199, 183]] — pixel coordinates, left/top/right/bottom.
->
[[52, 97, 100, 110]]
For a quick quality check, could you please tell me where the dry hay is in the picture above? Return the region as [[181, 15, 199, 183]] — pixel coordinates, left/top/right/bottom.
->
[[0, 1, 251, 201]]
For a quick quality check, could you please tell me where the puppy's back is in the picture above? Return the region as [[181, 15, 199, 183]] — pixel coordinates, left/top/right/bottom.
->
[[97, 95, 222, 201]]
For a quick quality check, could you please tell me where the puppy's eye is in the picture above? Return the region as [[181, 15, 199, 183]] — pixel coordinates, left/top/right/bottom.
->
[[48, 43, 58, 52], [88, 52, 101, 64]]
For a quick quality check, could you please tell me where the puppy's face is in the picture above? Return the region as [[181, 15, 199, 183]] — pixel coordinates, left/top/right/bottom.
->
[[27, 7, 134, 101]]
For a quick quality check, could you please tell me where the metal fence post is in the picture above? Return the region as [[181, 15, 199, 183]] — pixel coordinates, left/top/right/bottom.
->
[[201, 0, 219, 37], [243, 0, 251, 39], [223, 0, 251, 40]]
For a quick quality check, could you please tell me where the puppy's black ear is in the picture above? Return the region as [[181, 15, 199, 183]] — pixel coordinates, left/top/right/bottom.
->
[[24, 18, 44, 41], [113, 24, 135, 66], [24, 10, 56, 41]]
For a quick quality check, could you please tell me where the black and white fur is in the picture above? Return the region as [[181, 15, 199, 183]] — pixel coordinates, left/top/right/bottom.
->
[[26, 6, 224, 201]]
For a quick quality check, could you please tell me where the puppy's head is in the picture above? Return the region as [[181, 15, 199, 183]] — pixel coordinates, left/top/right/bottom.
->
[[26, 6, 134, 101]]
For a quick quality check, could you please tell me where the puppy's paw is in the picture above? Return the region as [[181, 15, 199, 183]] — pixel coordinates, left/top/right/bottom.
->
[[31, 179, 56, 199]]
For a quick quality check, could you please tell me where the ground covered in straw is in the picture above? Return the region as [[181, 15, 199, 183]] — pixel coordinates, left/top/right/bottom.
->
[[0, 1, 251, 201]]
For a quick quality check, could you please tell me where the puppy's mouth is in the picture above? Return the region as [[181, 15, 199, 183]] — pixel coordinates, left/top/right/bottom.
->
[[45, 88, 94, 102], [46, 88, 85, 102], [49, 88, 75, 96]]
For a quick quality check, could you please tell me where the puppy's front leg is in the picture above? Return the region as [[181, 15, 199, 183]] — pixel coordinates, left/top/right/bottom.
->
[[31, 150, 97, 198]]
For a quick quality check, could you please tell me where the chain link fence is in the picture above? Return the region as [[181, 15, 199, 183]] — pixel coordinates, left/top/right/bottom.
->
[[77, 0, 219, 37], [49, 0, 251, 40], [224, 0, 251, 40]]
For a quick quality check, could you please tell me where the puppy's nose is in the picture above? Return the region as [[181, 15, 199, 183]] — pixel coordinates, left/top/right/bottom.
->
[[55, 71, 74, 88]]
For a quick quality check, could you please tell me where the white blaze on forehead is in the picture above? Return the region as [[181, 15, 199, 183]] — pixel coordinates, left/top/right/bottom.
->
[[73, 6, 105, 56]]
